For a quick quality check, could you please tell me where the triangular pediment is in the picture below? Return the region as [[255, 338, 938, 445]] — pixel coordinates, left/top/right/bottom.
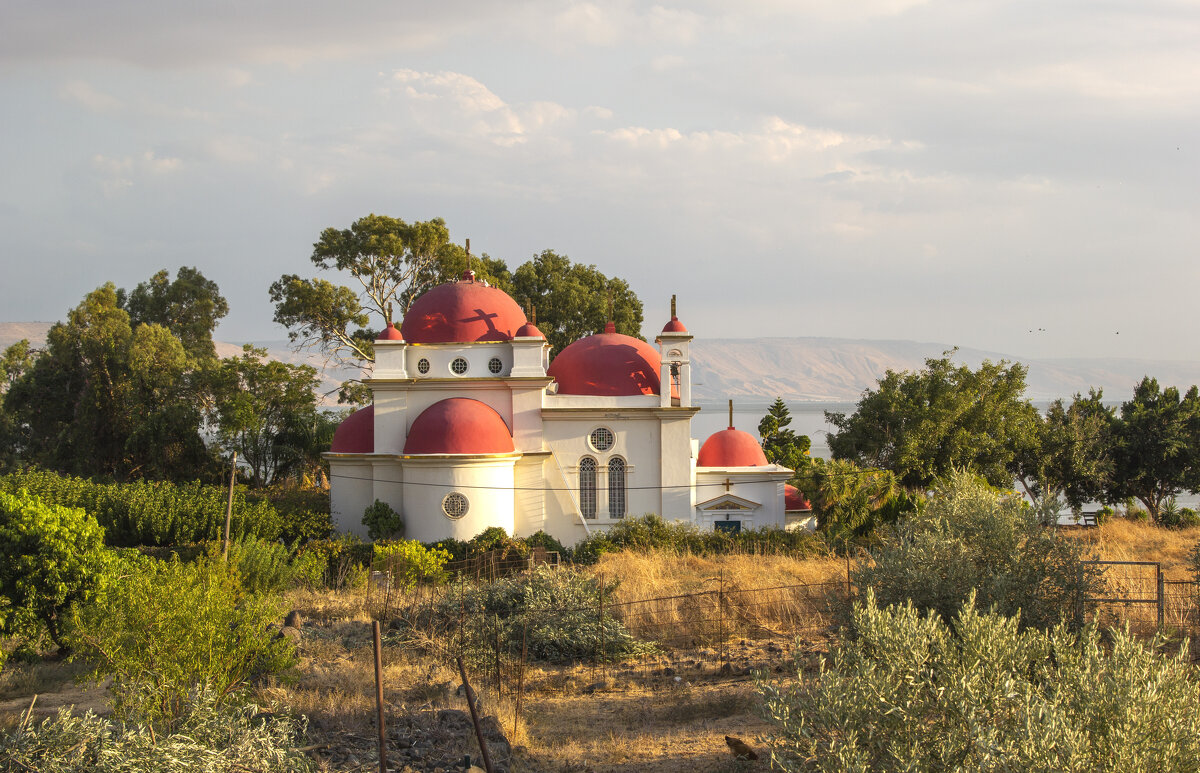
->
[[697, 494, 760, 511]]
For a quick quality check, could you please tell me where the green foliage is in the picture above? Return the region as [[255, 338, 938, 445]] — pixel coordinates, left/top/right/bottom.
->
[[373, 539, 451, 590], [510, 249, 644, 359], [854, 470, 1099, 631], [0, 468, 285, 547], [467, 525, 525, 556], [119, 266, 230, 364], [3, 282, 217, 481], [424, 566, 652, 663], [1159, 500, 1200, 530], [758, 397, 812, 471], [363, 498, 404, 541], [569, 514, 823, 564], [246, 486, 333, 543], [827, 351, 1038, 489], [295, 536, 373, 590], [69, 552, 295, 727], [1, 689, 315, 772], [1011, 389, 1115, 510], [212, 345, 321, 488], [0, 490, 106, 650], [1110, 376, 1200, 523], [226, 537, 297, 595], [759, 591, 1200, 772], [792, 457, 905, 538]]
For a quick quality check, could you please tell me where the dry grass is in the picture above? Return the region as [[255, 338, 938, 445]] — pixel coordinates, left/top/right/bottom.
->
[[1068, 518, 1200, 580]]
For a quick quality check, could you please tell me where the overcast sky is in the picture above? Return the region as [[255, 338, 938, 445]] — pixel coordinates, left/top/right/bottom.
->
[[2, 1, 1197, 360]]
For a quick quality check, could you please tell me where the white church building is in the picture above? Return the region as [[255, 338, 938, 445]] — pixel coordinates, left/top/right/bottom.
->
[[326, 270, 810, 544]]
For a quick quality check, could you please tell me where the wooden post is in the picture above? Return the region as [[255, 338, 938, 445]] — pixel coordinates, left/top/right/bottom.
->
[[718, 570, 725, 664], [222, 451, 237, 559], [598, 573, 606, 676], [1157, 563, 1165, 631], [457, 656, 495, 773], [372, 621, 388, 773], [514, 622, 527, 745]]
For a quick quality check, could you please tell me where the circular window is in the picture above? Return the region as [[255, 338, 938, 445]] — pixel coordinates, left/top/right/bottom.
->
[[417, 358, 430, 374], [488, 357, 503, 374], [450, 357, 469, 375], [589, 427, 615, 452], [442, 492, 469, 520]]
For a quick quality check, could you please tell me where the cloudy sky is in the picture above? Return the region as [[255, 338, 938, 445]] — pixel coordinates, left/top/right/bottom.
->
[[2, 1, 1197, 360]]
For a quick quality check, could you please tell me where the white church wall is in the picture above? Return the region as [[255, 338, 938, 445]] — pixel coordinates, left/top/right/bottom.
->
[[405, 342, 512, 380], [328, 458, 375, 539], [694, 468, 791, 531], [400, 456, 518, 543], [659, 411, 699, 521]]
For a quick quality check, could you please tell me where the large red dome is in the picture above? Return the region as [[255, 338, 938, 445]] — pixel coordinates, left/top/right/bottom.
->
[[330, 405, 374, 453], [404, 398, 514, 455], [548, 330, 665, 396], [400, 274, 527, 344], [697, 427, 769, 467]]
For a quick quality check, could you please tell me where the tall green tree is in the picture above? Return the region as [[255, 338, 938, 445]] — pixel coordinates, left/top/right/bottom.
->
[[510, 249, 644, 357], [212, 345, 321, 488], [792, 456, 904, 537], [758, 397, 812, 472], [1109, 377, 1200, 523], [119, 267, 229, 362], [4, 283, 215, 481], [826, 351, 1039, 489], [1011, 389, 1115, 512], [0, 340, 35, 472]]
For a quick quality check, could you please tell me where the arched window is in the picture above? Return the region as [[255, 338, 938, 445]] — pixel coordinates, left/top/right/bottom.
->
[[608, 457, 626, 519], [579, 456, 597, 519]]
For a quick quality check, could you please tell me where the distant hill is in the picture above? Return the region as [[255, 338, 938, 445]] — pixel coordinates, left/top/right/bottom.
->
[[4, 323, 1198, 405]]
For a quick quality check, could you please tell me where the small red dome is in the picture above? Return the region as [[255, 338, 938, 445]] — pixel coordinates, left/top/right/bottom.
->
[[330, 405, 374, 453], [549, 332, 666, 396], [400, 278, 527, 344], [698, 427, 769, 467], [785, 484, 812, 512], [661, 316, 688, 334], [404, 398, 514, 455], [377, 323, 405, 341], [515, 322, 545, 339]]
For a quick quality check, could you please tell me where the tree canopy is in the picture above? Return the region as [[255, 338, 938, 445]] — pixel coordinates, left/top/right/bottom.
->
[[757, 397, 812, 472], [118, 266, 229, 362], [826, 352, 1038, 489]]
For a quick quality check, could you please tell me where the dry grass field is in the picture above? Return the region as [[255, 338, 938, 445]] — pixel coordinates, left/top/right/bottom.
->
[[3, 519, 1199, 771]]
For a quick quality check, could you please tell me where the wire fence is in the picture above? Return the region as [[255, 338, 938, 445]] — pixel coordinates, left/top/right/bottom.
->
[[369, 557, 1200, 697]]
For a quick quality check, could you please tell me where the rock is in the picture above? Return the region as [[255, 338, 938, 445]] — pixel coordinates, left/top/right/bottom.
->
[[725, 735, 759, 761], [284, 610, 303, 628], [279, 625, 302, 644]]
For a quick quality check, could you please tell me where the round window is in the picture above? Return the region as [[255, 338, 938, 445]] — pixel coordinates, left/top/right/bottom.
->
[[488, 357, 503, 374], [589, 427, 615, 452], [450, 357, 469, 375], [442, 492, 469, 520], [417, 358, 430, 374]]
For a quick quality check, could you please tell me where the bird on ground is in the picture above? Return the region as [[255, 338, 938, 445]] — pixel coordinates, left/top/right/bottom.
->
[[725, 736, 758, 760]]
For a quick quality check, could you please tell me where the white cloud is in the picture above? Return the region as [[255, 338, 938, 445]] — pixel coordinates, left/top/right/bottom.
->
[[60, 80, 121, 112], [90, 151, 181, 196]]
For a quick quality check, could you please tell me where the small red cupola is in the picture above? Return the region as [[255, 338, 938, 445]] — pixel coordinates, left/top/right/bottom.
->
[[515, 305, 546, 339], [660, 294, 689, 334], [377, 322, 405, 341]]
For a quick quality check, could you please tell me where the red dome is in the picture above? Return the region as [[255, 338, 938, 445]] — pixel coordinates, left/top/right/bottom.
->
[[549, 331, 666, 396], [661, 316, 688, 334], [697, 427, 769, 467], [515, 322, 545, 339], [785, 484, 812, 512], [330, 405, 374, 453], [404, 398, 514, 455], [400, 276, 527, 344], [377, 323, 405, 341]]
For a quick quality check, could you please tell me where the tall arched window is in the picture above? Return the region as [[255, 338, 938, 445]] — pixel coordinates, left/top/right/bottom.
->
[[608, 457, 626, 519], [579, 456, 597, 519]]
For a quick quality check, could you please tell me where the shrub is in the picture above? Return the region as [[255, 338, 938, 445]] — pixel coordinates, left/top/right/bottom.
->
[[1159, 499, 1200, 529], [69, 552, 295, 727], [0, 489, 106, 651], [759, 591, 1200, 772], [1, 689, 315, 772], [412, 566, 652, 664], [373, 539, 451, 590], [0, 468, 284, 547], [296, 536, 372, 590], [226, 537, 297, 595], [247, 486, 332, 543], [569, 514, 824, 564], [853, 470, 1100, 631], [363, 498, 404, 541]]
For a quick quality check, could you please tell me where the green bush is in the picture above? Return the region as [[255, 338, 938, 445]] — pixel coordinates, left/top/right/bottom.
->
[[296, 536, 372, 590], [0, 468, 284, 547], [412, 566, 652, 664], [853, 470, 1100, 631], [0, 489, 106, 651], [373, 539, 451, 590], [247, 486, 332, 543], [362, 498, 403, 541], [226, 537, 297, 595], [1159, 499, 1200, 529], [569, 514, 824, 564], [69, 552, 295, 727], [1, 689, 315, 772], [759, 591, 1200, 772]]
